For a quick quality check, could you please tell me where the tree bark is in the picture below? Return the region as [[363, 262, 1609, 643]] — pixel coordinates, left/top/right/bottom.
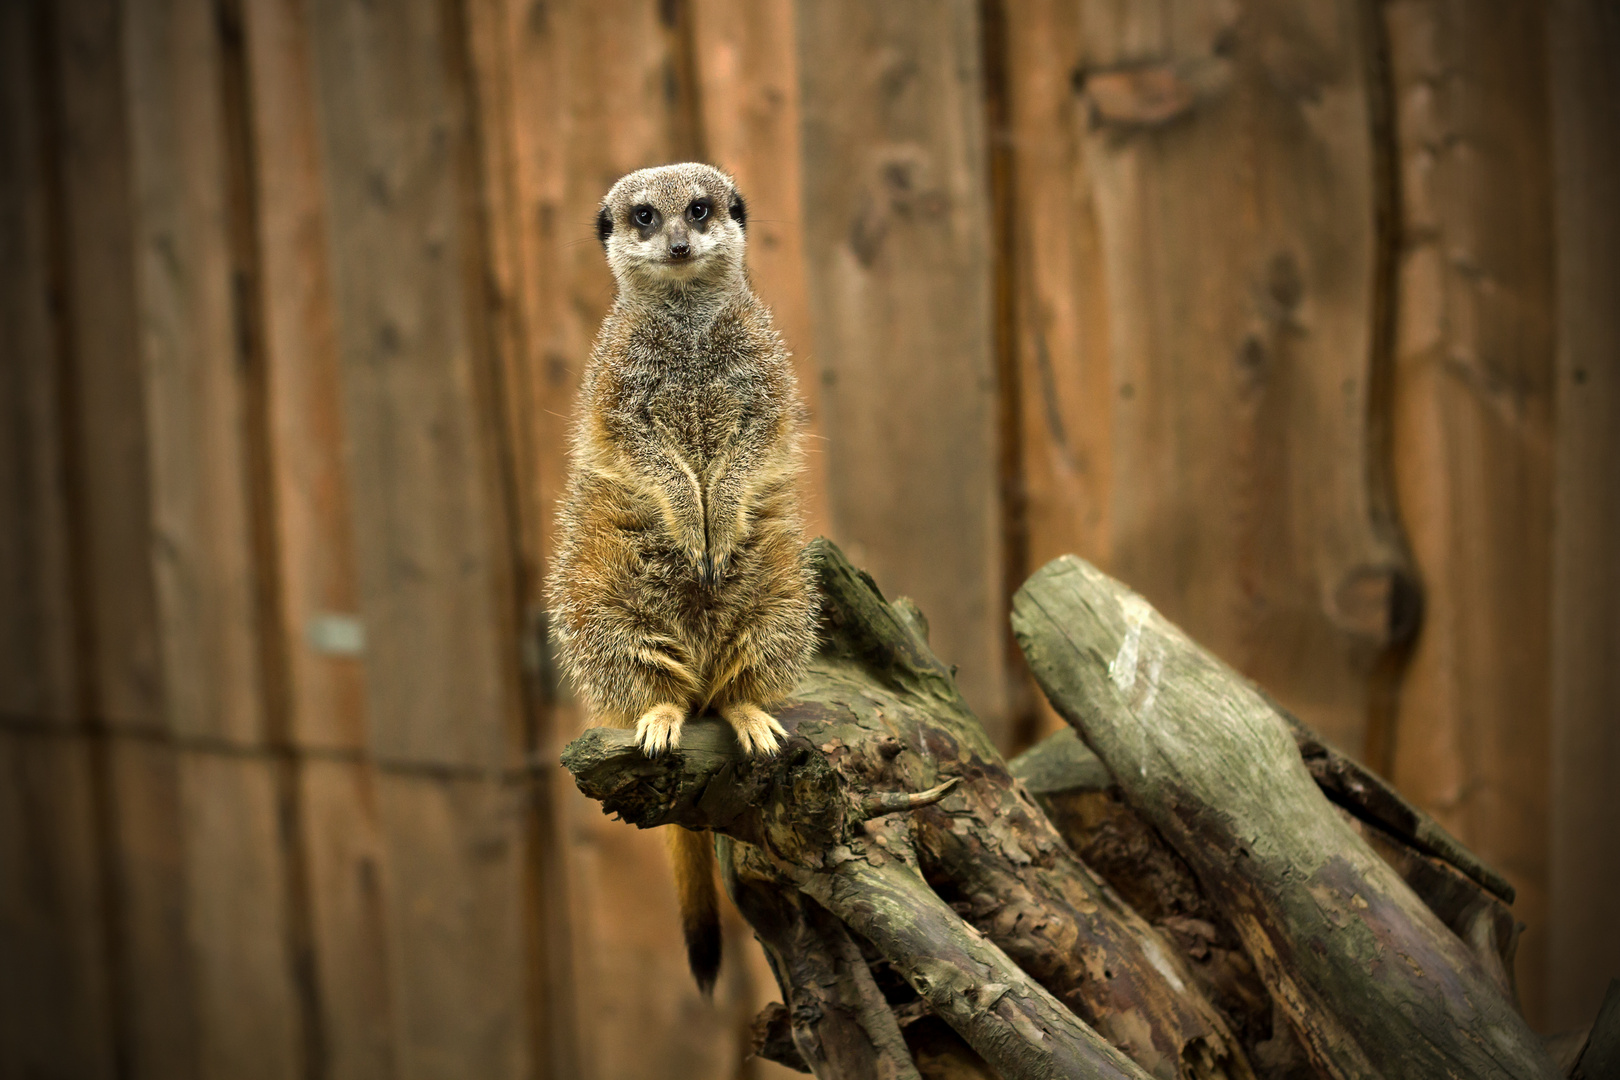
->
[[560, 542, 1550, 1079], [1011, 554, 1559, 1080], [562, 539, 1248, 1079], [1012, 727, 1522, 1005], [563, 720, 1151, 1080]]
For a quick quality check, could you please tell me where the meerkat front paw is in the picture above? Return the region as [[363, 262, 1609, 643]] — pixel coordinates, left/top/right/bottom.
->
[[719, 702, 788, 756], [635, 703, 687, 755]]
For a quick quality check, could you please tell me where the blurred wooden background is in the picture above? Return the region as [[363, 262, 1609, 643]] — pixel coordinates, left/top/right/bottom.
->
[[1, 0, 1615, 1077]]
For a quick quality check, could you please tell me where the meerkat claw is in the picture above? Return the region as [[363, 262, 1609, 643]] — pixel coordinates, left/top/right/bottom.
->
[[635, 703, 686, 756], [720, 703, 788, 756]]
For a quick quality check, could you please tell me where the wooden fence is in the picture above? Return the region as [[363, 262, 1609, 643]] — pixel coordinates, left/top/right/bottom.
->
[[1, 0, 1615, 1076]]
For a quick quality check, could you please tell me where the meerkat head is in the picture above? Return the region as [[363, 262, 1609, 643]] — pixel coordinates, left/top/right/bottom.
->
[[596, 163, 748, 299]]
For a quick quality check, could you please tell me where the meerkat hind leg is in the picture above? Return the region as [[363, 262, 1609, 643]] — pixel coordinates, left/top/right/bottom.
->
[[635, 702, 687, 756], [719, 702, 788, 756]]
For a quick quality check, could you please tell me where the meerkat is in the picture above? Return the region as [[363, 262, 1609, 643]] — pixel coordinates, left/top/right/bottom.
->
[[546, 163, 820, 994]]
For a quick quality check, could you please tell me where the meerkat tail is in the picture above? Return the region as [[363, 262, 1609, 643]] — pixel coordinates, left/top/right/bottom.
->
[[667, 825, 720, 995]]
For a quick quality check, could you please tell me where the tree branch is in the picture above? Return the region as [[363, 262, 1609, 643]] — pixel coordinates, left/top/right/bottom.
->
[[1012, 554, 1559, 1080]]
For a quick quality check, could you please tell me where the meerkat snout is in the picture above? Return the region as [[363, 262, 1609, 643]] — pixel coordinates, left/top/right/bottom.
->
[[667, 220, 692, 259]]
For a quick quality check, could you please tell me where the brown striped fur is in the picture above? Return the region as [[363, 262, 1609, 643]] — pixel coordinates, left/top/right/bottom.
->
[[547, 164, 819, 991]]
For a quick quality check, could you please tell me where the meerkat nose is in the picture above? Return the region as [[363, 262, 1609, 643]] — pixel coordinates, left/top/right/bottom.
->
[[669, 239, 691, 259]]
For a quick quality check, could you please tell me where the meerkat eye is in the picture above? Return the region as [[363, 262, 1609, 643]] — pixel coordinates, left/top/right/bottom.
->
[[688, 199, 711, 222], [632, 205, 657, 228]]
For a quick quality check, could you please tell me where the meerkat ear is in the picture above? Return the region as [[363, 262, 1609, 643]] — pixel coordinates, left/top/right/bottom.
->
[[596, 206, 613, 247], [728, 191, 747, 231]]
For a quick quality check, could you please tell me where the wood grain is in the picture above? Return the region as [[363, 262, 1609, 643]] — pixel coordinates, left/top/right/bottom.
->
[[1007, 0, 1415, 761], [124, 0, 268, 747], [1547, 0, 1620, 1035], [54, 0, 165, 731], [1014, 555, 1557, 1080], [243, 0, 371, 754], [0, 0, 77, 728], [690, 0, 829, 535], [795, 0, 1011, 743], [1383, 0, 1558, 1025], [0, 28, 116, 1053], [298, 759, 399, 1080], [103, 739, 200, 1080], [306, 0, 521, 771], [177, 752, 304, 1080], [455, 2, 580, 1075], [999, 0, 1115, 602], [0, 732, 116, 1079], [376, 772, 532, 1080]]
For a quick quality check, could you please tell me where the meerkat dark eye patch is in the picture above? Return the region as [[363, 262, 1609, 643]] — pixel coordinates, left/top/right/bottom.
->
[[596, 206, 613, 246], [686, 198, 713, 225], [728, 192, 747, 231], [631, 204, 661, 233]]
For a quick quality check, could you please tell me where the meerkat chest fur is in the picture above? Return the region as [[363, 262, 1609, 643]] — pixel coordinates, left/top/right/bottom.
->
[[599, 300, 786, 479]]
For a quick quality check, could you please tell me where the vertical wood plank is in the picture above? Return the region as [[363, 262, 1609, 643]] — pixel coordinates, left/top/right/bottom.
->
[[0, 733, 117, 1079], [999, 0, 1114, 577], [306, 3, 534, 1077], [1384, 0, 1558, 1024], [376, 773, 529, 1080], [307, 0, 519, 772], [795, 0, 1011, 741], [241, 0, 400, 1073], [0, 0, 77, 729], [104, 739, 200, 1080], [243, 0, 371, 754], [0, 13, 118, 1076], [1546, 0, 1620, 1035], [996, 0, 1115, 745], [689, 0, 828, 535], [176, 752, 303, 1080], [299, 760, 399, 1080], [455, 3, 579, 1075], [55, 0, 165, 732], [123, 0, 267, 747], [46, 6, 201, 1078], [1022, 0, 1412, 760], [49, 3, 206, 1075]]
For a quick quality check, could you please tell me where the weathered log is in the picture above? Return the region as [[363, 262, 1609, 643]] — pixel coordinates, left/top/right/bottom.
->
[[801, 542, 1250, 1079], [1569, 979, 1620, 1080], [1012, 555, 1559, 1080], [563, 721, 1150, 1080], [1334, 807, 1520, 1002], [723, 837, 921, 1079], [563, 539, 1252, 1079], [1012, 728, 1522, 1004], [1014, 710, 1515, 905], [749, 1002, 812, 1073], [1011, 748, 1298, 1074], [1279, 706, 1515, 903]]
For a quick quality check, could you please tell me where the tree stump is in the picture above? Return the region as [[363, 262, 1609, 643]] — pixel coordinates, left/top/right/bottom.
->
[[560, 541, 1561, 1080]]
